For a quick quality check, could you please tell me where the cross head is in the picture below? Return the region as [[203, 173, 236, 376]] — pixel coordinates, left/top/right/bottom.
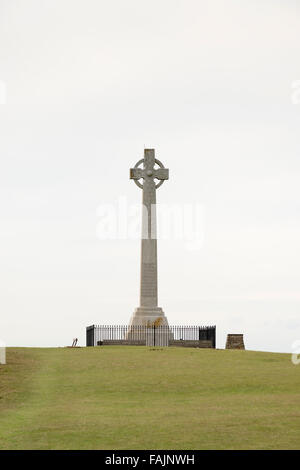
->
[[130, 149, 169, 189]]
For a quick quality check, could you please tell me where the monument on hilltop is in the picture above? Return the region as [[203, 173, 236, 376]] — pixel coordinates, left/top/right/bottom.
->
[[129, 149, 169, 327], [86, 149, 216, 348]]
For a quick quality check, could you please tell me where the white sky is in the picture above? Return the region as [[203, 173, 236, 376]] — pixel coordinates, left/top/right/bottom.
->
[[0, 0, 299, 352]]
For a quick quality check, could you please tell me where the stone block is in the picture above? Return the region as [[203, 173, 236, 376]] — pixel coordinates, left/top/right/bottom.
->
[[226, 334, 245, 350]]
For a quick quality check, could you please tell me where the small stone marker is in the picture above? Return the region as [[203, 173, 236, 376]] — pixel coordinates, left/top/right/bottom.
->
[[226, 334, 245, 350]]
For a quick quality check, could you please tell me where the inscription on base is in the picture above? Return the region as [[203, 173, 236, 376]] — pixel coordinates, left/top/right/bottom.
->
[[141, 263, 157, 298]]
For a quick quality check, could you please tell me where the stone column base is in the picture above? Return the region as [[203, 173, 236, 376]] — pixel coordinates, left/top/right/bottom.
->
[[226, 334, 245, 350], [129, 307, 169, 327]]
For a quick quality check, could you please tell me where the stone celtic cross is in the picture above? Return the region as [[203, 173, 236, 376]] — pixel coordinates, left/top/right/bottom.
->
[[129, 149, 169, 326]]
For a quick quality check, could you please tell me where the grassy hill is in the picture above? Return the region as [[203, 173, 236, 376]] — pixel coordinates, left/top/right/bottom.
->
[[0, 346, 299, 449]]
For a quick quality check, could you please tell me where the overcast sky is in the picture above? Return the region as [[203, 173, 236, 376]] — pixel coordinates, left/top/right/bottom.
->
[[0, 0, 299, 352]]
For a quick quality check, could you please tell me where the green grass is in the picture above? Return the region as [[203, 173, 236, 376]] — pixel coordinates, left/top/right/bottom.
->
[[0, 346, 299, 449]]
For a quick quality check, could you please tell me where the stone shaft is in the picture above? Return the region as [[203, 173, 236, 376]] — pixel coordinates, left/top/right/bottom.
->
[[140, 150, 158, 307]]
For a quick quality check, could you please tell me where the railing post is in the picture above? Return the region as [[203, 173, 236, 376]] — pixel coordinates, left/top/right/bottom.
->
[[86, 325, 95, 347]]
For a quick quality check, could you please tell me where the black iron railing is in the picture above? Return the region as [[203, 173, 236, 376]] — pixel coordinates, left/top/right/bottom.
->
[[86, 325, 216, 348]]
